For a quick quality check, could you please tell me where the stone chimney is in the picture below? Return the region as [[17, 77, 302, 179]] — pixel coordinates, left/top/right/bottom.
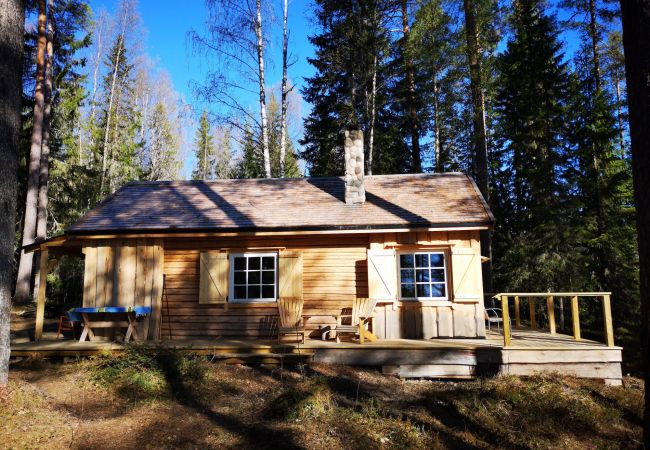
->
[[344, 129, 365, 204]]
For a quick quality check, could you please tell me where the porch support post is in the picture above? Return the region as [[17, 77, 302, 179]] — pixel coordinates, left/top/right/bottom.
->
[[514, 295, 521, 328], [34, 247, 49, 340], [547, 295, 556, 334], [602, 294, 614, 347], [501, 295, 511, 347], [571, 295, 581, 340]]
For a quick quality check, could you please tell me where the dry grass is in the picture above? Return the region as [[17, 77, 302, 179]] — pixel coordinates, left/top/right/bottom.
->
[[3, 349, 644, 450]]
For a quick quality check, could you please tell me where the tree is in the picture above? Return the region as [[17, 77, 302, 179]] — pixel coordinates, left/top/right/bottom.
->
[[492, 0, 574, 292], [409, 0, 468, 173], [0, 0, 24, 390], [193, 111, 216, 180], [401, 0, 422, 173], [301, 0, 406, 176], [279, 0, 290, 177], [618, 0, 650, 445], [215, 127, 234, 179], [15, 0, 47, 303], [190, 0, 272, 178]]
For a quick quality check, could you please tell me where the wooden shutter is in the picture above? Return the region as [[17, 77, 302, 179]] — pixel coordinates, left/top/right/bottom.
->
[[451, 248, 482, 302], [367, 249, 397, 301], [199, 252, 229, 304], [278, 251, 303, 299]]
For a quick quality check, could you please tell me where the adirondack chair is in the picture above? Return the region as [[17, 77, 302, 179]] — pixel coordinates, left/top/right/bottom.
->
[[333, 298, 378, 344], [277, 297, 306, 343]]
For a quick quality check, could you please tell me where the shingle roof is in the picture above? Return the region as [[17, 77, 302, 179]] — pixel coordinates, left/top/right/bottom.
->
[[67, 173, 494, 234]]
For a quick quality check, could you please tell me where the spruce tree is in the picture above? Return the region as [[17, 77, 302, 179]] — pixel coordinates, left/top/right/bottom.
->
[[492, 0, 574, 291], [192, 111, 216, 180]]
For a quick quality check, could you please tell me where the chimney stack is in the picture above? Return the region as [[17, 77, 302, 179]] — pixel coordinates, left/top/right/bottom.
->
[[344, 129, 365, 205]]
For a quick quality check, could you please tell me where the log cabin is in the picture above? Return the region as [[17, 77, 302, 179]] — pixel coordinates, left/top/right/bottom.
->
[[29, 130, 495, 342]]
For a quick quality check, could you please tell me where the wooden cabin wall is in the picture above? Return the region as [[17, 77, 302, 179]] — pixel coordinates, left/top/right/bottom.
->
[[159, 230, 486, 340], [161, 234, 369, 339]]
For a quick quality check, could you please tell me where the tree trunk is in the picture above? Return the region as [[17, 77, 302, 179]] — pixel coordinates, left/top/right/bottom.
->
[[619, 1, 650, 447], [589, 0, 602, 91], [33, 1, 54, 304], [14, 0, 47, 303], [401, 0, 421, 173], [279, 0, 289, 178], [615, 76, 625, 158], [100, 34, 124, 196], [0, 0, 24, 390], [433, 74, 442, 172], [368, 54, 377, 176], [255, 0, 271, 179], [463, 0, 491, 293]]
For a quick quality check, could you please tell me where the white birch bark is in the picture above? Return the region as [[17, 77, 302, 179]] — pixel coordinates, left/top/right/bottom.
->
[[279, 0, 289, 178], [255, 0, 271, 178]]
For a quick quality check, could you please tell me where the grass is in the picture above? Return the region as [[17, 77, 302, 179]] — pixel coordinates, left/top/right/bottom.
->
[[3, 345, 644, 449]]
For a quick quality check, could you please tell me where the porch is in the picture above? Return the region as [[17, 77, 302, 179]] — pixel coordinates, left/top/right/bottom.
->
[[11, 328, 623, 385]]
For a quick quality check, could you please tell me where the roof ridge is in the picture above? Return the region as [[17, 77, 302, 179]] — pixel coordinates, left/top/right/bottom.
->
[[119, 172, 467, 187]]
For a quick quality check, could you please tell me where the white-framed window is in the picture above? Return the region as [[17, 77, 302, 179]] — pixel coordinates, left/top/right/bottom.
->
[[398, 251, 448, 300], [229, 252, 277, 303]]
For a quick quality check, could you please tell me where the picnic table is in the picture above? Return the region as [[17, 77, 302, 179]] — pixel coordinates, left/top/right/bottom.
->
[[69, 307, 152, 343]]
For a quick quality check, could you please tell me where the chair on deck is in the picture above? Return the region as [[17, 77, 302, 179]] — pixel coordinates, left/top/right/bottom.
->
[[484, 308, 511, 336], [332, 298, 378, 344], [277, 297, 306, 343], [57, 311, 82, 340]]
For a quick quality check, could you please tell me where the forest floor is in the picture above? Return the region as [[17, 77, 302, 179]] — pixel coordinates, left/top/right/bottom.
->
[[1, 344, 644, 450]]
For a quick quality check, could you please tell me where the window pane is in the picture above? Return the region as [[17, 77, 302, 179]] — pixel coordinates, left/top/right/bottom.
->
[[234, 286, 246, 299], [248, 271, 260, 284], [401, 284, 415, 298], [262, 285, 274, 298], [429, 253, 444, 267], [400, 254, 414, 267], [415, 254, 429, 268], [431, 284, 446, 298], [400, 269, 414, 283], [262, 271, 274, 284], [262, 256, 275, 270], [248, 285, 260, 299], [234, 257, 246, 271], [430, 269, 445, 282], [417, 284, 431, 298], [248, 257, 260, 270], [416, 269, 430, 282], [234, 271, 246, 284]]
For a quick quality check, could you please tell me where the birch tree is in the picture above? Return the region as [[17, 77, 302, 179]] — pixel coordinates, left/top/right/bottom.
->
[[15, 0, 48, 303], [190, 0, 272, 178], [0, 0, 24, 390], [279, 0, 289, 177]]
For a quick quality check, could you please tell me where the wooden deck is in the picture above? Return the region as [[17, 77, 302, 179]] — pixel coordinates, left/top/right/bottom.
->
[[10, 329, 623, 385]]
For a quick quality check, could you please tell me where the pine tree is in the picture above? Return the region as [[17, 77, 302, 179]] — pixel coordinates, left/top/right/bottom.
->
[[192, 111, 216, 180], [492, 0, 574, 291], [215, 127, 233, 179]]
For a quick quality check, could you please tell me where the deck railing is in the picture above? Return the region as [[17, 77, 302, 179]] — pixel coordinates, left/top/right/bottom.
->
[[491, 292, 614, 348]]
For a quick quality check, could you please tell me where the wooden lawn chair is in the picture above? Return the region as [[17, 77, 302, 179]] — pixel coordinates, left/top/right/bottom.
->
[[277, 297, 306, 343], [333, 298, 378, 344]]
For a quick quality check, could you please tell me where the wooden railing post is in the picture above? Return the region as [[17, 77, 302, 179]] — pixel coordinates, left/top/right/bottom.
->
[[547, 295, 556, 334], [602, 294, 614, 347], [501, 295, 511, 347], [514, 295, 521, 328], [571, 295, 581, 340], [528, 297, 536, 329]]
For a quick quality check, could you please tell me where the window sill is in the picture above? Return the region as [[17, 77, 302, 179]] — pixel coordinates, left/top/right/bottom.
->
[[397, 300, 453, 307]]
